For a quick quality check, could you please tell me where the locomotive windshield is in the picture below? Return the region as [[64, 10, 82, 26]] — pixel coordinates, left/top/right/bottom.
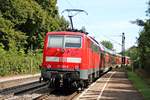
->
[[48, 35, 81, 48], [65, 36, 81, 48], [48, 35, 64, 48]]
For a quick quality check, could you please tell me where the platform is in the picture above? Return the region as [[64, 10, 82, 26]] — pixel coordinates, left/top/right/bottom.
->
[[76, 70, 144, 100]]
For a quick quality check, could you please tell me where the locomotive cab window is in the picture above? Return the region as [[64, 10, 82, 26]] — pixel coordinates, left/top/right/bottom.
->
[[65, 36, 81, 48], [47, 35, 81, 48], [48, 35, 63, 48]]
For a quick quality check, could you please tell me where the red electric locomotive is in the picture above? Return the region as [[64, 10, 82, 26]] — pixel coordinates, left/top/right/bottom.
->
[[40, 29, 130, 89], [40, 30, 112, 89]]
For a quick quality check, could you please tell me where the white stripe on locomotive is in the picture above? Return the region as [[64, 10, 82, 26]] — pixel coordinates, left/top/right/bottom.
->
[[46, 56, 81, 63]]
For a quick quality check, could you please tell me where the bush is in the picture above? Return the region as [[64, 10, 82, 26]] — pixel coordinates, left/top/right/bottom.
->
[[0, 50, 42, 76], [133, 59, 140, 70]]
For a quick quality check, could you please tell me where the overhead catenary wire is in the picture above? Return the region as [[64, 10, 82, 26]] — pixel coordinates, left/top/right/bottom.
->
[[62, 0, 88, 30], [63, 0, 121, 47], [61, 0, 123, 53], [100, 33, 122, 46], [65, 0, 74, 8], [63, 0, 90, 30]]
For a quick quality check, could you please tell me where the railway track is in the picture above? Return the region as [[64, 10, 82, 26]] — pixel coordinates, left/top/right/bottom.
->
[[0, 81, 48, 100], [0, 81, 80, 100], [66, 91, 80, 100], [0, 70, 111, 100], [33, 69, 110, 100], [33, 93, 50, 100], [0, 74, 40, 90], [33, 89, 80, 100]]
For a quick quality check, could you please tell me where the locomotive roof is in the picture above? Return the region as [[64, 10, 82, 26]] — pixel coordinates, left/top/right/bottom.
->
[[87, 36, 100, 46], [115, 53, 122, 57], [46, 31, 84, 36], [98, 42, 116, 55], [47, 29, 89, 36], [98, 42, 105, 51]]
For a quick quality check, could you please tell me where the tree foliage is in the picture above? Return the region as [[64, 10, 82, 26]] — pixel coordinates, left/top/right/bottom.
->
[[136, 1, 150, 72], [35, 0, 58, 17], [125, 46, 139, 61], [0, 0, 69, 76], [138, 21, 150, 71], [0, 0, 69, 52], [101, 40, 113, 50], [0, 16, 27, 51]]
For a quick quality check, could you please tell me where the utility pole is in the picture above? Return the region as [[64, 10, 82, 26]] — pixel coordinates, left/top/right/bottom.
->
[[121, 32, 125, 67], [62, 9, 88, 30]]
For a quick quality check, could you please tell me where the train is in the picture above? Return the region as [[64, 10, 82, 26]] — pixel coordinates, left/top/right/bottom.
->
[[40, 30, 130, 89]]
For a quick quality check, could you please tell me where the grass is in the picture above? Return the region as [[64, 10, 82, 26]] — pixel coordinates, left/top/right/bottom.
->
[[127, 71, 150, 100]]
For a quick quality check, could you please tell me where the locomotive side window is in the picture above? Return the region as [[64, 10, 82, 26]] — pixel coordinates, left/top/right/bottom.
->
[[48, 35, 63, 48], [65, 36, 81, 48]]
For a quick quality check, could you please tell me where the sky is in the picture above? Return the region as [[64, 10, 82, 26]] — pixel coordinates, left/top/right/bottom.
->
[[57, 0, 148, 52]]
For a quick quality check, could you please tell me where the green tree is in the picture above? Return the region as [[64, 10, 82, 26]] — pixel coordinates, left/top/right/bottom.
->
[[35, 0, 58, 17], [138, 21, 150, 71], [101, 40, 113, 50], [0, 0, 69, 76], [125, 46, 139, 60], [0, 16, 26, 51], [133, 1, 150, 72], [0, 0, 68, 52]]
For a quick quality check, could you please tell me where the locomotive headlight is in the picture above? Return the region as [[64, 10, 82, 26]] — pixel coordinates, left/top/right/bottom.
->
[[74, 65, 80, 71]]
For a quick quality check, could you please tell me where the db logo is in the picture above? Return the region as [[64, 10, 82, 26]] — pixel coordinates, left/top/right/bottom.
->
[[59, 57, 67, 62], [47, 65, 51, 68]]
